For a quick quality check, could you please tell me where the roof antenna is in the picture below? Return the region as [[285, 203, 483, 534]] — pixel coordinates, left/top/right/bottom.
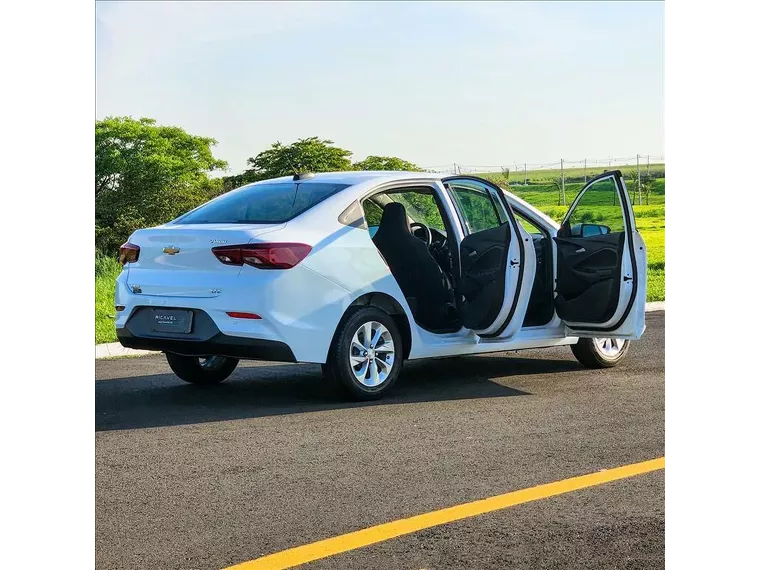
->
[[284, 152, 315, 181]]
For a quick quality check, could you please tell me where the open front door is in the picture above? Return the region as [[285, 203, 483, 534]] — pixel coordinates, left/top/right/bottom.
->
[[554, 171, 646, 339], [443, 177, 536, 339]]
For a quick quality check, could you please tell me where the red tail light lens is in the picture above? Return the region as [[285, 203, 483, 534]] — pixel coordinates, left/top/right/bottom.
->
[[118, 242, 140, 265], [226, 312, 262, 320], [212, 243, 312, 270]]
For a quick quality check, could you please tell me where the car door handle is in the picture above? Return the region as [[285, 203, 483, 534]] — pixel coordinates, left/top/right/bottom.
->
[[577, 268, 612, 278], [575, 247, 586, 253], [467, 250, 478, 257]]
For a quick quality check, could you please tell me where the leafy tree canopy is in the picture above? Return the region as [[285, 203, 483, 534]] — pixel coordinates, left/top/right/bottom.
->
[[352, 155, 422, 171], [247, 137, 353, 180], [96, 116, 227, 197], [95, 117, 227, 253]]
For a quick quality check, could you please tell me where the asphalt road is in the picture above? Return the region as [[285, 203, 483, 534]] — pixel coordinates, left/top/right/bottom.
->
[[96, 311, 665, 570]]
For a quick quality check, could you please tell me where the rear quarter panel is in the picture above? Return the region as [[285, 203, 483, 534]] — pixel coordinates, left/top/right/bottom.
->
[[289, 200, 421, 362]]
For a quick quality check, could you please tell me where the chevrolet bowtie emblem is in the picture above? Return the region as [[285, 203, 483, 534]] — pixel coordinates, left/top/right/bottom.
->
[[163, 246, 180, 255]]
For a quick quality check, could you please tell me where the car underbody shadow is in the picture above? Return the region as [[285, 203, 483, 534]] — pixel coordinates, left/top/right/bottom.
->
[[95, 354, 583, 432]]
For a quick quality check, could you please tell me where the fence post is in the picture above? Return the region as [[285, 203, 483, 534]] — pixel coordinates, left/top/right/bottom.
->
[[636, 154, 642, 205], [560, 159, 566, 206]]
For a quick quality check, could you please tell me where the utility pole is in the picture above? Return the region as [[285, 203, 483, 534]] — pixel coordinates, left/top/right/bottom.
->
[[560, 158, 566, 206], [647, 154, 650, 177], [453, 162, 457, 175], [584, 158, 587, 184], [636, 154, 642, 205], [524, 162, 527, 185]]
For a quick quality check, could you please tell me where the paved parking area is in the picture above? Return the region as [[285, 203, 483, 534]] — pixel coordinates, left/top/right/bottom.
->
[[96, 312, 664, 570]]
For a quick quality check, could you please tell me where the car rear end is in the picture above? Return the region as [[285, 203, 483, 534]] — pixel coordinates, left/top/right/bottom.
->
[[115, 178, 354, 363]]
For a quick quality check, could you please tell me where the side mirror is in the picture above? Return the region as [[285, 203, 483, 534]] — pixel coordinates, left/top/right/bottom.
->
[[580, 223, 611, 237]]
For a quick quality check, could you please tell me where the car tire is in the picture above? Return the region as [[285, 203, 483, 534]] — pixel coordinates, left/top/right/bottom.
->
[[571, 337, 630, 369], [165, 353, 239, 385], [323, 307, 403, 401]]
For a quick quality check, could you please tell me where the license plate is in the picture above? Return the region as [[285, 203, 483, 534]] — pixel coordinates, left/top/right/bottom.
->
[[151, 309, 193, 334]]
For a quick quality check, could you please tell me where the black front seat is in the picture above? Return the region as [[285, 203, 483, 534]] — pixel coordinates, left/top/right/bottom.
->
[[372, 202, 457, 331]]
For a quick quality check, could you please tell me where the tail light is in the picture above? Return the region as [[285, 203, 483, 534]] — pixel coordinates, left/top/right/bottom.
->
[[226, 312, 262, 319], [212, 243, 312, 270], [119, 242, 140, 265]]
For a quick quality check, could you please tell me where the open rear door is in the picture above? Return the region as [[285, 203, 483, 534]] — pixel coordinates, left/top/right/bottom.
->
[[443, 177, 536, 340], [554, 171, 646, 339]]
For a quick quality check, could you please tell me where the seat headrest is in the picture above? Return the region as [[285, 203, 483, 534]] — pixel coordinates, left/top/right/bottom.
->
[[376, 202, 409, 236]]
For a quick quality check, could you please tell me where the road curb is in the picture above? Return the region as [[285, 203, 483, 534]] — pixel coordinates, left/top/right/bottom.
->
[[645, 301, 665, 312], [95, 342, 157, 360], [95, 302, 665, 360]]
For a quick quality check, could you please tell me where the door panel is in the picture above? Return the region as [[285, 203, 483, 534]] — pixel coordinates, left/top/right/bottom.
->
[[554, 232, 624, 323], [459, 224, 510, 330], [555, 171, 646, 338], [443, 177, 536, 339]]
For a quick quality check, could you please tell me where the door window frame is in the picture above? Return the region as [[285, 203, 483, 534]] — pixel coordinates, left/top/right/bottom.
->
[[442, 176, 529, 338], [357, 180, 466, 282], [558, 170, 640, 333], [445, 181, 503, 235], [560, 171, 637, 236]]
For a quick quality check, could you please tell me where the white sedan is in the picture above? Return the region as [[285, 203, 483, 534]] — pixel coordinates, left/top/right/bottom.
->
[[115, 170, 646, 400]]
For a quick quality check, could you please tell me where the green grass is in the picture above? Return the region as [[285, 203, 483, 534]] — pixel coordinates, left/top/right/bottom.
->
[[95, 256, 121, 344], [637, 216, 665, 301], [476, 178, 666, 209], [647, 264, 665, 302]]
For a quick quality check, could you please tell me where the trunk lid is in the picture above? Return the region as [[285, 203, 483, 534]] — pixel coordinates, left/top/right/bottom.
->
[[126, 223, 283, 297]]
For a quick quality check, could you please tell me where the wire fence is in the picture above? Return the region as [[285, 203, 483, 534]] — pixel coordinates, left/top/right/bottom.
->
[[422, 154, 665, 206], [423, 154, 664, 176]]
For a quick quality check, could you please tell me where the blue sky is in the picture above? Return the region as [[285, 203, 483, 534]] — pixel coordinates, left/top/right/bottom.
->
[[96, 1, 663, 173]]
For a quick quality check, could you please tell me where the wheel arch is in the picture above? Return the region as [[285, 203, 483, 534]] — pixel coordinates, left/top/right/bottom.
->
[[344, 292, 413, 360]]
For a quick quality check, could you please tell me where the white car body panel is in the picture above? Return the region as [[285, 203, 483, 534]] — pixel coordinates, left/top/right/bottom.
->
[[115, 170, 645, 364]]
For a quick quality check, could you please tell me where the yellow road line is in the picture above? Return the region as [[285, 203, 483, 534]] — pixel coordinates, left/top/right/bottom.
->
[[224, 457, 664, 570]]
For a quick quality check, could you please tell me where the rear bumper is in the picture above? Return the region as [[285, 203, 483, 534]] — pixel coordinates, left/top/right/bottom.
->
[[116, 307, 296, 362]]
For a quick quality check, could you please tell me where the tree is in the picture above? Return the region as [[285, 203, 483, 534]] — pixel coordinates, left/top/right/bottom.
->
[[352, 155, 421, 171], [626, 170, 640, 205], [244, 137, 352, 181], [96, 117, 227, 198], [499, 167, 511, 190], [640, 174, 655, 205], [550, 176, 565, 206], [95, 117, 227, 254]]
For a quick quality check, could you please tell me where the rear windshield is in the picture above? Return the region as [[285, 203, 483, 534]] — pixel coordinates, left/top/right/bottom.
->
[[173, 182, 351, 225]]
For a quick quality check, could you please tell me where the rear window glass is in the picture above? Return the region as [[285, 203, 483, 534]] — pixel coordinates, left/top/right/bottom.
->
[[173, 182, 351, 224]]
